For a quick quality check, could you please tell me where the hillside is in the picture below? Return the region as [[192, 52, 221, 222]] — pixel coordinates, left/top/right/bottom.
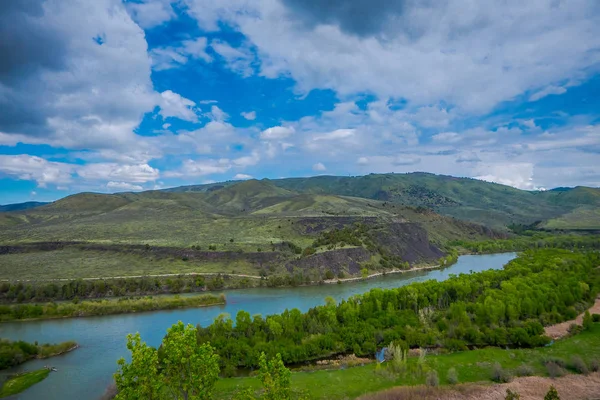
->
[[0, 201, 48, 212], [169, 173, 600, 230], [0, 179, 500, 281]]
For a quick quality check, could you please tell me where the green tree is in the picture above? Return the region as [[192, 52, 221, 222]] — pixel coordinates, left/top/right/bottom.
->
[[582, 310, 593, 331], [505, 388, 520, 400], [361, 268, 369, 279], [258, 352, 291, 400], [544, 385, 560, 400], [114, 321, 220, 400], [114, 333, 161, 400]]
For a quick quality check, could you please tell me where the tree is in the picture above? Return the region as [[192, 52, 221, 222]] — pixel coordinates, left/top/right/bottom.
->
[[505, 389, 520, 400], [544, 385, 560, 400], [258, 352, 291, 400], [114, 333, 161, 400], [114, 321, 220, 400], [160, 321, 220, 400], [582, 310, 593, 331]]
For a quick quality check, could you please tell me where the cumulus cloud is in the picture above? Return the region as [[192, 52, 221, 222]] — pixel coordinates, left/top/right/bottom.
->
[[312, 162, 326, 171], [183, 0, 600, 113], [233, 173, 253, 180], [165, 159, 231, 177], [357, 157, 369, 165], [241, 111, 257, 120], [125, 0, 175, 29], [77, 163, 159, 183], [107, 181, 144, 191], [159, 90, 200, 122], [150, 37, 212, 70], [0, 155, 73, 188], [261, 126, 295, 140], [475, 163, 540, 190]]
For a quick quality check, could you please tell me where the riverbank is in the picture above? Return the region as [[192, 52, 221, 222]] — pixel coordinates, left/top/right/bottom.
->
[[0, 293, 226, 322], [0, 339, 79, 370], [0, 369, 50, 398], [214, 322, 600, 399]]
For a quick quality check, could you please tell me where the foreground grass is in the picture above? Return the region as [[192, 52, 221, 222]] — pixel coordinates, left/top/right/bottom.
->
[[0, 369, 50, 398], [214, 323, 600, 399], [0, 294, 225, 322]]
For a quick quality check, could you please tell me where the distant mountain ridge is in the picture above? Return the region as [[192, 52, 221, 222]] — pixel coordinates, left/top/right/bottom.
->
[[165, 173, 600, 230], [0, 201, 49, 212]]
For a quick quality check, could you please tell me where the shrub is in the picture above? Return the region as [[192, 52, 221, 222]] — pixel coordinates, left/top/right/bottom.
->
[[592, 313, 600, 323], [446, 367, 458, 385], [491, 363, 512, 383], [545, 362, 567, 378], [324, 270, 334, 280], [515, 364, 534, 377], [568, 323, 582, 335], [591, 359, 599, 372], [543, 357, 566, 368], [570, 356, 589, 375], [505, 388, 521, 400], [544, 385, 560, 400], [582, 310, 593, 330], [425, 370, 439, 387]]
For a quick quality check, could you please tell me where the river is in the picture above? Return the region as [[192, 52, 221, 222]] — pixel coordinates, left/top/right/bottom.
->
[[0, 252, 516, 399]]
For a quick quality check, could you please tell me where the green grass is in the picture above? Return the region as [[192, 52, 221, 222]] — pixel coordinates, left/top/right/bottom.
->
[[0, 369, 50, 398], [542, 206, 600, 230], [0, 247, 261, 280], [214, 323, 600, 399]]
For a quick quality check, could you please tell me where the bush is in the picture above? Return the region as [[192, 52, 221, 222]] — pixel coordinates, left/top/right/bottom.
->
[[568, 323, 582, 335], [446, 367, 458, 385], [324, 270, 334, 280], [544, 385, 560, 400], [491, 363, 512, 383], [591, 359, 599, 372], [543, 357, 566, 368], [425, 370, 439, 387], [545, 362, 567, 378], [515, 364, 534, 377], [505, 388, 521, 400], [592, 313, 600, 323], [570, 356, 589, 375]]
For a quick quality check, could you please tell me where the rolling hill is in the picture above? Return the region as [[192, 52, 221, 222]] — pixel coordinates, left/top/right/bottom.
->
[[0, 179, 502, 280], [169, 173, 600, 230]]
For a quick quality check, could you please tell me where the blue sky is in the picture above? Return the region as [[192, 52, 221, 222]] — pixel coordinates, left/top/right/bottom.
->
[[1, 0, 600, 204]]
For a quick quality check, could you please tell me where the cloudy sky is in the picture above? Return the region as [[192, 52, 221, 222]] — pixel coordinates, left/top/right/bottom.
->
[[1, 0, 600, 203]]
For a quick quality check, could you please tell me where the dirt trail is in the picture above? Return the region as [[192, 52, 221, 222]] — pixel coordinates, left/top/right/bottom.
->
[[359, 372, 600, 400], [544, 296, 600, 340]]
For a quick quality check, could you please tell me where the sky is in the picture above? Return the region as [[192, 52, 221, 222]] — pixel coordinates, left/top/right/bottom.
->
[[1, 0, 600, 204]]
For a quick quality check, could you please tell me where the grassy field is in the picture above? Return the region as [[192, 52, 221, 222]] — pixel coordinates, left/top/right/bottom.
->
[[0, 247, 261, 280], [214, 323, 600, 399], [0, 369, 50, 398]]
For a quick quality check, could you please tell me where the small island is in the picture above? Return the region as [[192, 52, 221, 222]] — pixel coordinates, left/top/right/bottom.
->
[[0, 339, 79, 397], [0, 293, 226, 322]]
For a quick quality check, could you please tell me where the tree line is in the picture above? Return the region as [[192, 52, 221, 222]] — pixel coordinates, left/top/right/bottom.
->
[[0, 339, 77, 370], [192, 249, 600, 374]]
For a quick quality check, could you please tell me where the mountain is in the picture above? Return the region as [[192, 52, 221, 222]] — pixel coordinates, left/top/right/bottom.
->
[[0, 201, 48, 212], [168, 173, 600, 230]]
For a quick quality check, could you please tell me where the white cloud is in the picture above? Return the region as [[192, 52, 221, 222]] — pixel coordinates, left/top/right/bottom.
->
[[166, 159, 231, 177], [475, 163, 540, 190], [233, 152, 260, 167], [0, 155, 73, 188], [125, 0, 175, 29], [211, 40, 256, 77], [392, 156, 421, 166], [313, 129, 355, 141], [261, 126, 295, 140], [241, 111, 257, 120], [312, 162, 326, 171], [107, 181, 144, 191], [77, 163, 159, 183], [233, 173, 253, 180], [207, 105, 229, 122], [150, 37, 212, 70], [183, 0, 600, 113], [159, 90, 200, 122], [30, 191, 37, 197], [529, 85, 567, 102], [357, 157, 369, 165]]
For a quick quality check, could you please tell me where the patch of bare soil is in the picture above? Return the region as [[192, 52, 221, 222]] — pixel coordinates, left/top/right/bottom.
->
[[359, 372, 600, 400], [544, 297, 600, 340]]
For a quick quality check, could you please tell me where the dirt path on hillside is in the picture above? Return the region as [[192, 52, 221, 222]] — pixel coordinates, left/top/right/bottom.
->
[[359, 372, 600, 400], [544, 297, 600, 340]]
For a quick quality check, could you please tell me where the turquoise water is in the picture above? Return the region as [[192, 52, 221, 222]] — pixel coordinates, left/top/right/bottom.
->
[[0, 253, 516, 399]]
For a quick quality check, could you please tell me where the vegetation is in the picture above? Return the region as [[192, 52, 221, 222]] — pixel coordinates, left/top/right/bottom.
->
[[0, 369, 50, 398], [0, 294, 225, 321], [0, 339, 77, 370], [194, 249, 599, 372], [451, 234, 600, 254], [114, 322, 292, 400]]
